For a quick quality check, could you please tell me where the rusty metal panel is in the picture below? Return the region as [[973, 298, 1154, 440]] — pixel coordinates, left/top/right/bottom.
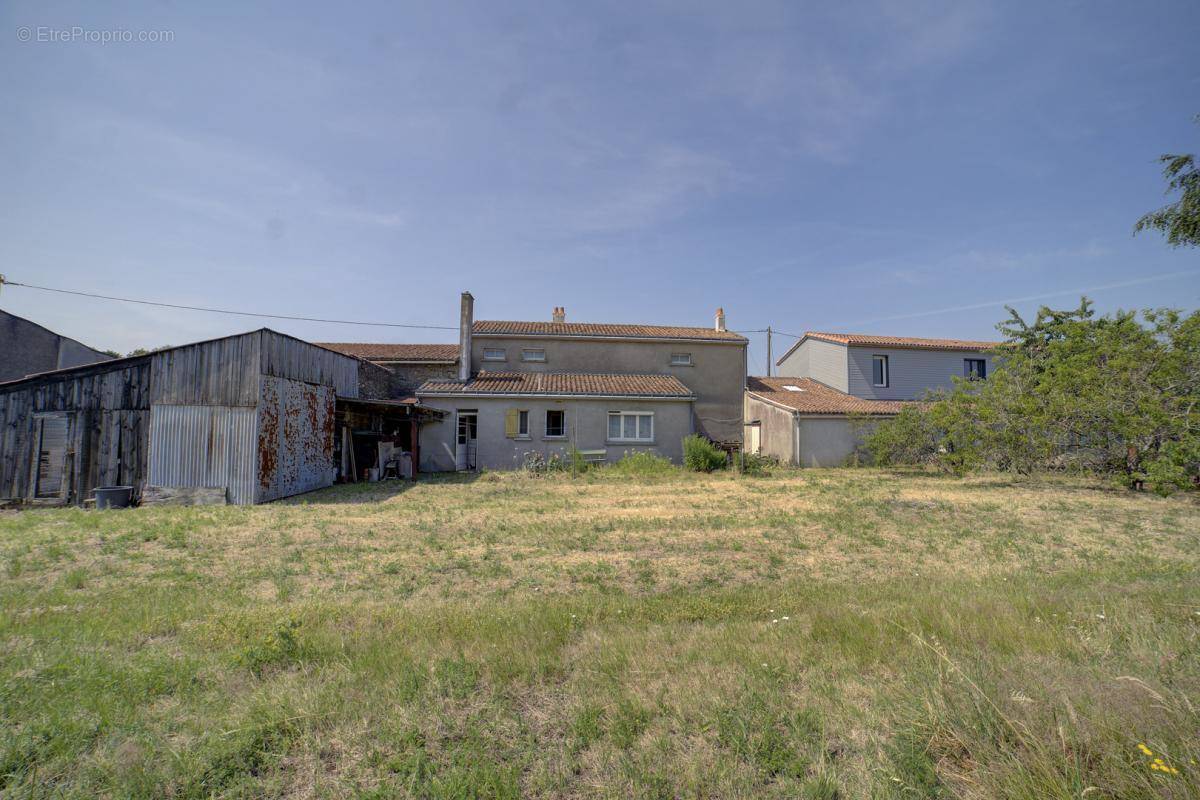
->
[[147, 404, 257, 506], [256, 375, 335, 503]]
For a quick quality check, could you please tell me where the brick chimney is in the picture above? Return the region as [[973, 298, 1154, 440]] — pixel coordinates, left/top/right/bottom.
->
[[552, 306, 565, 323], [458, 291, 473, 381], [715, 307, 726, 332]]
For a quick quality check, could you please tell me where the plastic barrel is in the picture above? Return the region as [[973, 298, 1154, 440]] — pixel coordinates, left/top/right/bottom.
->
[[94, 486, 133, 509]]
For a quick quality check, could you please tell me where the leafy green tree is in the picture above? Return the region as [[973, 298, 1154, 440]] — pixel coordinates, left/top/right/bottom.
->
[[863, 299, 1200, 493], [1135, 117, 1199, 247]]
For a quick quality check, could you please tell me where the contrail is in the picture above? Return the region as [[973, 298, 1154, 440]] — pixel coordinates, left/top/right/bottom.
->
[[838, 268, 1200, 327]]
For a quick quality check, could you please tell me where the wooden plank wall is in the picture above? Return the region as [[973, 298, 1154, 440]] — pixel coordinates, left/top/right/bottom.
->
[[0, 360, 152, 503], [150, 332, 262, 407], [260, 331, 360, 397]]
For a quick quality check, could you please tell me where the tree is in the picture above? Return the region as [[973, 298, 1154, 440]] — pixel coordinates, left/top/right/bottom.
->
[[863, 300, 1200, 493], [1134, 117, 1199, 247]]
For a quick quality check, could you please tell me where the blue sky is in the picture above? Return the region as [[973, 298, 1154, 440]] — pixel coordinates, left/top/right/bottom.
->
[[1, 1, 1197, 373]]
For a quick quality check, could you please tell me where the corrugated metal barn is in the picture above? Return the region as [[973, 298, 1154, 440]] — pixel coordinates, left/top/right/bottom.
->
[[0, 328, 426, 506]]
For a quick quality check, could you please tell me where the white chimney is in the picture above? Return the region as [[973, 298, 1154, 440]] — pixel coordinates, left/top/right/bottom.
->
[[552, 306, 565, 323], [715, 307, 726, 332], [458, 291, 473, 381]]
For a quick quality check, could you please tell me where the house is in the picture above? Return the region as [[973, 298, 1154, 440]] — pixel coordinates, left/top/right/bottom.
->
[[0, 309, 113, 383], [746, 332, 999, 466], [414, 293, 748, 470], [314, 343, 459, 394], [0, 328, 440, 506]]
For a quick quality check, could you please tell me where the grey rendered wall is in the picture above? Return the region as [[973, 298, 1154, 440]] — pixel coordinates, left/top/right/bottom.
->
[[796, 417, 862, 467], [417, 396, 694, 471], [776, 339, 848, 391], [469, 336, 744, 443], [0, 310, 111, 382], [743, 394, 796, 464], [846, 347, 996, 400]]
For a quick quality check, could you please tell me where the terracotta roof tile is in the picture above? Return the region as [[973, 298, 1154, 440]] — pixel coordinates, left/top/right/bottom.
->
[[473, 320, 746, 342], [315, 343, 459, 362], [746, 376, 909, 415], [417, 371, 694, 398]]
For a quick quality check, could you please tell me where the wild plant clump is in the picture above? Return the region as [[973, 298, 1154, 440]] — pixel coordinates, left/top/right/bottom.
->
[[683, 434, 727, 472]]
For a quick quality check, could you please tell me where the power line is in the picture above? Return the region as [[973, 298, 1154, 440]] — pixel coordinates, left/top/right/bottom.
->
[[0, 277, 459, 330]]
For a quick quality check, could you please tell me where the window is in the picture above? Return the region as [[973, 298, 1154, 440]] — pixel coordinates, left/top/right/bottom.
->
[[521, 348, 546, 362], [964, 358, 987, 380], [872, 355, 889, 387], [669, 353, 693, 366], [504, 409, 530, 438], [607, 411, 654, 442], [545, 409, 566, 438], [482, 347, 506, 362]]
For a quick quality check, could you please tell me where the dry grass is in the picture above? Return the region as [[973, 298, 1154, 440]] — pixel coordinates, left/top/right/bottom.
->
[[1, 467, 1197, 798]]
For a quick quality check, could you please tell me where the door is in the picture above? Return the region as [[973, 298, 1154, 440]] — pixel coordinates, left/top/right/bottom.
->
[[747, 423, 761, 455], [34, 414, 70, 499], [455, 411, 478, 471]]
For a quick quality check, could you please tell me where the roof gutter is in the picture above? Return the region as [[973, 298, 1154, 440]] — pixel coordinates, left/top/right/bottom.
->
[[417, 391, 694, 401], [472, 332, 747, 345]]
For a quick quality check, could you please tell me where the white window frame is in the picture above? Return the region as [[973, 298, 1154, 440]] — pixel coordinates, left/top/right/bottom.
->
[[669, 352, 693, 366], [517, 410, 529, 438], [607, 411, 654, 443], [482, 347, 506, 362], [544, 409, 566, 438], [520, 348, 546, 362], [872, 355, 889, 388]]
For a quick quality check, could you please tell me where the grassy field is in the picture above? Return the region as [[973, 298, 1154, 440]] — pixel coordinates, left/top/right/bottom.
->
[[1, 466, 1198, 799]]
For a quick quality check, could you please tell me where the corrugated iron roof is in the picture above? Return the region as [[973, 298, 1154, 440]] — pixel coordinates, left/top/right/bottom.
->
[[746, 376, 909, 415], [473, 320, 747, 342], [315, 343, 459, 362], [417, 371, 695, 398]]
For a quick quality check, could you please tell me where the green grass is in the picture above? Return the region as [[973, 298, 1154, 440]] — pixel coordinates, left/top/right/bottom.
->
[[0, 468, 1197, 798]]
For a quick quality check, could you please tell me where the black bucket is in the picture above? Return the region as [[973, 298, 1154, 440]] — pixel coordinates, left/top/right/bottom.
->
[[94, 486, 133, 509]]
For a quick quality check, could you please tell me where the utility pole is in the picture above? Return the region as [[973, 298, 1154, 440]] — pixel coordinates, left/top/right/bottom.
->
[[766, 326, 772, 377]]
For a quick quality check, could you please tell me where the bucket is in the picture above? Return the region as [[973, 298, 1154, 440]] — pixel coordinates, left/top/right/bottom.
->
[[94, 486, 134, 509]]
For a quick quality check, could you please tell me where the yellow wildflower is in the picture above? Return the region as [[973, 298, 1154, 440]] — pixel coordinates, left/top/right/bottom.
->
[[1138, 743, 1154, 756]]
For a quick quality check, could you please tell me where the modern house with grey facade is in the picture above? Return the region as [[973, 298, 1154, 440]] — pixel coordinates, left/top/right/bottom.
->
[[1, 309, 113, 383], [746, 332, 998, 466], [414, 293, 748, 471]]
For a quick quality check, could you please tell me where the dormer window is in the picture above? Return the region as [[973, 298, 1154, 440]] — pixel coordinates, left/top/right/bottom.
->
[[872, 355, 889, 387]]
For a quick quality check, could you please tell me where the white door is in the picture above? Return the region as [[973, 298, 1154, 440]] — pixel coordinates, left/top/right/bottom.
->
[[747, 424, 761, 455], [455, 411, 478, 471]]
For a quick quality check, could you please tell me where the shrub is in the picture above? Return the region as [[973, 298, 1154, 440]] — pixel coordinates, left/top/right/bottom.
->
[[735, 451, 775, 475], [683, 435, 726, 472]]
